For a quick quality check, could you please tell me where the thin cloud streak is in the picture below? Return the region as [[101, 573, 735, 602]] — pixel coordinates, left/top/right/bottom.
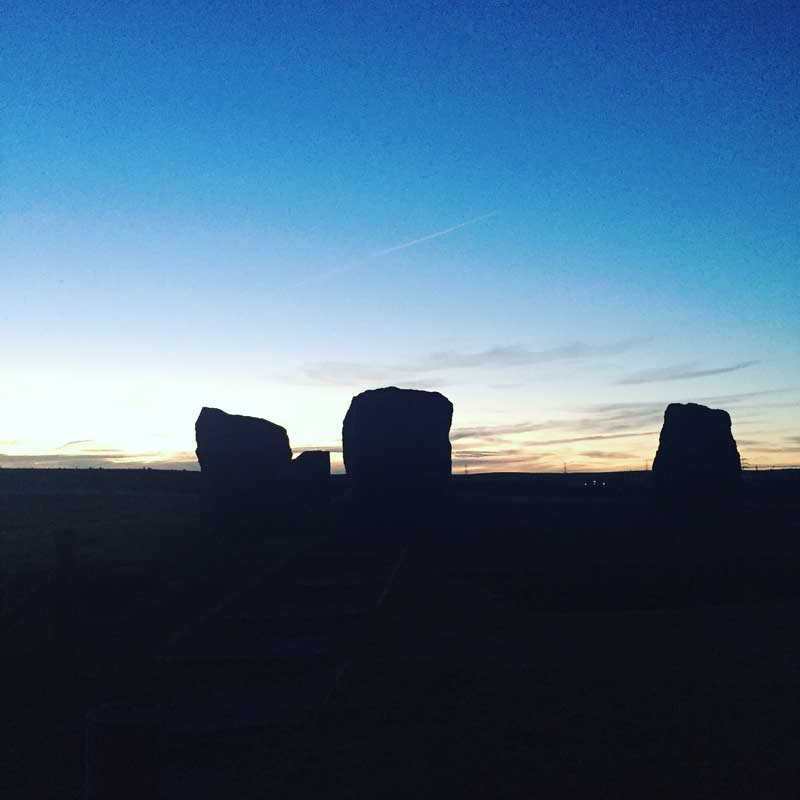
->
[[580, 450, 640, 459], [295, 362, 450, 389], [0, 452, 199, 469], [619, 360, 758, 385], [451, 421, 556, 442], [525, 430, 659, 447], [693, 388, 792, 405], [577, 389, 793, 415], [423, 338, 648, 371], [298, 362, 390, 387], [297, 337, 647, 386], [741, 444, 800, 454]]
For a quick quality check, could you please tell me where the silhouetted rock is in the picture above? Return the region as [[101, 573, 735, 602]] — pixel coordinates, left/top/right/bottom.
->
[[652, 402, 741, 498], [292, 450, 330, 479], [291, 450, 331, 502], [342, 387, 453, 492], [195, 406, 292, 493]]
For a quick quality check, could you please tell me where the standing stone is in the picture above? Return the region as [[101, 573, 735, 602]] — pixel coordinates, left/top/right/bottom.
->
[[292, 450, 330, 480], [342, 387, 453, 491], [291, 450, 331, 503], [652, 402, 741, 497], [195, 406, 292, 493]]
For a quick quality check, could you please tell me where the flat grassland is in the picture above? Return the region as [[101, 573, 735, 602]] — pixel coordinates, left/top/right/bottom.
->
[[1, 470, 331, 797], [2, 469, 798, 798]]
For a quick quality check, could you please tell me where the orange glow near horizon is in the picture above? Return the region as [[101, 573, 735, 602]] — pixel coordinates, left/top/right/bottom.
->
[[2, 366, 798, 473], [2, 419, 798, 473]]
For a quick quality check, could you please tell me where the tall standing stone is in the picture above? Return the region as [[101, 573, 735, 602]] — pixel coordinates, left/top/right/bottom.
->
[[652, 402, 741, 497], [195, 406, 292, 493], [342, 387, 453, 492]]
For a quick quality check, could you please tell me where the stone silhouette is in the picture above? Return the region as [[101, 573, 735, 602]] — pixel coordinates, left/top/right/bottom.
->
[[291, 450, 331, 502], [342, 386, 453, 491], [652, 402, 741, 497], [292, 450, 330, 480], [195, 406, 292, 493]]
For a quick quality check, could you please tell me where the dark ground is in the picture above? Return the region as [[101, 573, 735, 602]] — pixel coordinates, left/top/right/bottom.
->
[[1, 469, 798, 798]]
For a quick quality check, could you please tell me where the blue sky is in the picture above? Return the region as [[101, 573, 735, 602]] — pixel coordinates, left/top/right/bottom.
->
[[2, 0, 798, 471]]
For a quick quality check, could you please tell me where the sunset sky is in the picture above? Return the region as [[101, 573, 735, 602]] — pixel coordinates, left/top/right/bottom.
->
[[3, 1, 798, 472]]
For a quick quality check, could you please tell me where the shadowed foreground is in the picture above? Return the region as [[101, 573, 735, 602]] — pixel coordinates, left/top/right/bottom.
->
[[1, 469, 798, 798]]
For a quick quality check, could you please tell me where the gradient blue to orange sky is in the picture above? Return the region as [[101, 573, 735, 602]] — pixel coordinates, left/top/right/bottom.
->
[[2, 1, 798, 472]]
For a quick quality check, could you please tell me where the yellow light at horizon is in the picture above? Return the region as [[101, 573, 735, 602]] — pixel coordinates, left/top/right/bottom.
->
[[2, 366, 797, 472]]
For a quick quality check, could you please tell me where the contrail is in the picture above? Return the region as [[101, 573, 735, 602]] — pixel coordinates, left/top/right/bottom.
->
[[287, 210, 500, 290], [370, 210, 500, 258]]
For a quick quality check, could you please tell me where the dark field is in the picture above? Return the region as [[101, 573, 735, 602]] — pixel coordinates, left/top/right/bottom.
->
[[1, 469, 799, 798]]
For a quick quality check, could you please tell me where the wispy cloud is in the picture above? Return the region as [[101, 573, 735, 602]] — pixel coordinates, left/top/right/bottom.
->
[[295, 361, 450, 389], [618, 360, 758, 385], [422, 338, 647, 371], [0, 452, 199, 469], [580, 401, 665, 414], [454, 448, 528, 459], [746, 434, 800, 453], [298, 362, 390, 387], [525, 430, 659, 447], [452, 447, 551, 471], [296, 337, 647, 387], [580, 451, 640, 459], [739, 444, 800, 454], [451, 403, 664, 455], [693, 388, 791, 405], [451, 421, 555, 442], [57, 439, 95, 449], [568, 401, 665, 433], [575, 391, 795, 434]]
